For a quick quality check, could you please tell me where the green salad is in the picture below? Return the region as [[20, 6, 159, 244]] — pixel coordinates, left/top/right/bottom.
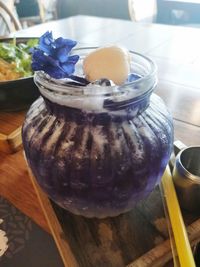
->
[[0, 39, 38, 81]]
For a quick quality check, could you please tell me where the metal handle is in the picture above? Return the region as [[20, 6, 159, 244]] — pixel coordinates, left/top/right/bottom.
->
[[174, 140, 187, 156], [169, 140, 187, 171]]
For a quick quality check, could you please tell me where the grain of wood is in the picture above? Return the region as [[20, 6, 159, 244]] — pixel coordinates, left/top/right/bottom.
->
[[28, 167, 79, 267], [0, 133, 10, 153], [174, 120, 200, 147], [0, 111, 24, 153], [0, 111, 25, 135], [7, 126, 22, 152], [0, 150, 48, 231], [25, 171, 200, 267], [127, 218, 200, 267], [156, 80, 200, 127]]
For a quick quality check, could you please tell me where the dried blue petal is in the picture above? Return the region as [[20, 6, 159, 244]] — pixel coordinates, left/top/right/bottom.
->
[[31, 31, 80, 79], [55, 47, 69, 63], [45, 65, 65, 79], [61, 63, 75, 75], [55, 37, 77, 50], [68, 55, 79, 64], [32, 50, 59, 68], [38, 31, 54, 54], [31, 62, 42, 71]]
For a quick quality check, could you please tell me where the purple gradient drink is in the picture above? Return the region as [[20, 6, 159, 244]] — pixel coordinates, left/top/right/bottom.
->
[[22, 48, 173, 218]]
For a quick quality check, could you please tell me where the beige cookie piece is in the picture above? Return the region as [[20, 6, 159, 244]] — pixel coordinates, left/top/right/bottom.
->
[[83, 45, 130, 85]]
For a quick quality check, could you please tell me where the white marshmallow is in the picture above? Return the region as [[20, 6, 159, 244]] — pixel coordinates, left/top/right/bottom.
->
[[83, 45, 130, 85]]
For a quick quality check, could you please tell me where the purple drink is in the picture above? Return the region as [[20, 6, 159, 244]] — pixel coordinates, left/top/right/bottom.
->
[[22, 48, 173, 218]]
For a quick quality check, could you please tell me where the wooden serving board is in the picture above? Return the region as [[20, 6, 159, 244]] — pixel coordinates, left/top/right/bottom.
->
[[28, 169, 200, 267], [0, 110, 25, 153]]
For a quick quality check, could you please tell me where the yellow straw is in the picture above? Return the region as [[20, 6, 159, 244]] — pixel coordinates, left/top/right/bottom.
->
[[161, 166, 195, 267], [160, 183, 180, 267]]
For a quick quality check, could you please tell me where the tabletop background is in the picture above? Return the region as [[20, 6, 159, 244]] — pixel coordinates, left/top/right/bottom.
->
[[0, 15, 200, 266], [2, 12, 200, 234]]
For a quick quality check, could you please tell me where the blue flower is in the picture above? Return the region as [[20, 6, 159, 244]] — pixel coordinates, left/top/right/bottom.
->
[[38, 31, 54, 54], [31, 31, 79, 79]]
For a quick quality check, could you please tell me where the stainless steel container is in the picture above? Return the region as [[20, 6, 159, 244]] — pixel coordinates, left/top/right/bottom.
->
[[173, 146, 200, 213]]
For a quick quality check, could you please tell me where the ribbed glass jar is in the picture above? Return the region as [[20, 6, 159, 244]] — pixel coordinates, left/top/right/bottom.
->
[[22, 48, 173, 218]]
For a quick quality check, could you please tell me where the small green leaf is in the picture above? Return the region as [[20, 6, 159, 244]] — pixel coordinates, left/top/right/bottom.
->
[[0, 38, 38, 78]]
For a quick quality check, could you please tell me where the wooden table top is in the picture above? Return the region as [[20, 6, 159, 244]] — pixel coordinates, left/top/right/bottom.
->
[[1, 14, 200, 247]]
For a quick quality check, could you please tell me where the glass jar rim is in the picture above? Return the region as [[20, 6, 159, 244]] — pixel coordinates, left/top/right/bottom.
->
[[72, 47, 157, 87], [34, 48, 157, 96], [34, 48, 157, 112]]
